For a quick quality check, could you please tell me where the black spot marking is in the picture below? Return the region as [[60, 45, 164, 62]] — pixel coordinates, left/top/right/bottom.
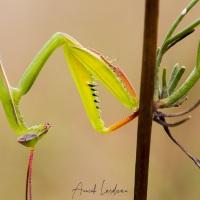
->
[[88, 83, 96, 87], [87, 82, 101, 111], [91, 88, 97, 91]]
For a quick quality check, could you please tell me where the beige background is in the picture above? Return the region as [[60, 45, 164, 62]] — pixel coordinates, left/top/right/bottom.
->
[[0, 0, 200, 199]]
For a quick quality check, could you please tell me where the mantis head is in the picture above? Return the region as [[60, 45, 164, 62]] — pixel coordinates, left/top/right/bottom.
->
[[17, 123, 51, 147]]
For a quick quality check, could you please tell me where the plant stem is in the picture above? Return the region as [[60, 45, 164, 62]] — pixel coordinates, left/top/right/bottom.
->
[[133, 0, 159, 200], [26, 149, 34, 200], [154, 0, 199, 100], [160, 40, 200, 108]]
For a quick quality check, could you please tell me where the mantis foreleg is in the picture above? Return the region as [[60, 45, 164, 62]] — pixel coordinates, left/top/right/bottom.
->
[[0, 32, 139, 147]]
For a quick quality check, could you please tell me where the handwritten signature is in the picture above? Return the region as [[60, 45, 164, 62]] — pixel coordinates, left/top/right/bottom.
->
[[72, 180, 128, 199]]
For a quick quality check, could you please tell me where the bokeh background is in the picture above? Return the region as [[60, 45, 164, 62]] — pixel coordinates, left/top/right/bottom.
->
[[0, 0, 200, 199]]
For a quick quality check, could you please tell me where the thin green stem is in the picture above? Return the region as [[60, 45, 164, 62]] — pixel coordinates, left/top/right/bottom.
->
[[168, 66, 186, 95], [168, 63, 179, 87], [161, 41, 200, 107], [166, 18, 200, 49], [154, 0, 199, 100], [161, 67, 168, 98], [165, 0, 199, 41], [162, 67, 200, 107]]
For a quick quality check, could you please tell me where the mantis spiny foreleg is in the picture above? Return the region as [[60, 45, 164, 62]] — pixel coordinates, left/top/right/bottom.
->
[[0, 32, 139, 148]]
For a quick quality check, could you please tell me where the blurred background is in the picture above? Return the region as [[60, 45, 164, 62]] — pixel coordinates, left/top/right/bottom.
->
[[0, 0, 200, 199]]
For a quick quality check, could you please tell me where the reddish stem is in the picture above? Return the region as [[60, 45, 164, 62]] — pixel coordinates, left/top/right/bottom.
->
[[26, 149, 34, 200]]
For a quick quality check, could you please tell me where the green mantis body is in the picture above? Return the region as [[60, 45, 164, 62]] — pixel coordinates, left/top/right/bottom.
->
[[0, 32, 139, 148], [1, 2, 200, 199]]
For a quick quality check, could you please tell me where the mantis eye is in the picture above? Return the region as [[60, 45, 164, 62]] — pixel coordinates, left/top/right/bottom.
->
[[17, 123, 51, 147], [18, 133, 39, 147]]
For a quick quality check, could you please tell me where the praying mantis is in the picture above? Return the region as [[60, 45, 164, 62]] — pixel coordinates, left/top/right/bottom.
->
[[0, 32, 140, 199], [0, 32, 199, 200], [0, 32, 139, 149], [1, 2, 200, 199]]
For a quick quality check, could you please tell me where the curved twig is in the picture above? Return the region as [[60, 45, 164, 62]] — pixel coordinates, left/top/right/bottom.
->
[[159, 116, 200, 168], [155, 99, 200, 117], [154, 115, 191, 127]]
